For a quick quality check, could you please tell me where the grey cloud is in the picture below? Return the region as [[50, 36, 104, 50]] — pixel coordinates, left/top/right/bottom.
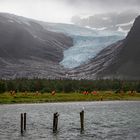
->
[[0, 0, 139, 23], [65, 0, 140, 9], [60, 0, 140, 17]]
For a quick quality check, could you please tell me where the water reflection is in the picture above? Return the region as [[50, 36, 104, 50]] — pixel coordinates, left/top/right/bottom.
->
[[0, 101, 140, 140]]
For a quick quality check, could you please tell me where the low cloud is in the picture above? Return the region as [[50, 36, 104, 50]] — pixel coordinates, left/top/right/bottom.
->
[[0, 0, 139, 23]]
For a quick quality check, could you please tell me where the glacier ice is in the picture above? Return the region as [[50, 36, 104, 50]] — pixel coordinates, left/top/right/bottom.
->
[[45, 23, 125, 68]]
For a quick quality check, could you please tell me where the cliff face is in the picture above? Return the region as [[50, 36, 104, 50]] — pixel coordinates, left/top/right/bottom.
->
[[0, 13, 73, 79], [69, 16, 140, 80], [98, 16, 140, 79]]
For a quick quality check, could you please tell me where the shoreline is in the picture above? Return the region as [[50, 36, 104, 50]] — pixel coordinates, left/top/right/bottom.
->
[[0, 100, 140, 106], [0, 99, 140, 106]]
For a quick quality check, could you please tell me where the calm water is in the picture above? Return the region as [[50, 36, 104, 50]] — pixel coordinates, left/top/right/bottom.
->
[[0, 101, 140, 140]]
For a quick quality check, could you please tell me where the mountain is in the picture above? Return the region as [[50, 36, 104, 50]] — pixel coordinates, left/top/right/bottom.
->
[[44, 22, 124, 69], [69, 15, 140, 80], [98, 15, 140, 80], [71, 11, 139, 35], [0, 13, 124, 79], [0, 13, 73, 79], [1, 13, 139, 80]]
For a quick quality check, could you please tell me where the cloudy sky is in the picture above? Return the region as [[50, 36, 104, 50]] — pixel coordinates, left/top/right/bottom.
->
[[0, 0, 140, 23]]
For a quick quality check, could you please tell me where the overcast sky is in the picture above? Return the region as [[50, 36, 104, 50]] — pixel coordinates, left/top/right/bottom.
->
[[0, 0, 140, 23]]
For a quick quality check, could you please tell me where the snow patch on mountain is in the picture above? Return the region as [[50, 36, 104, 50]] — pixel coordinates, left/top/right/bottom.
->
[[116, 20, 134, 27], [85, 26, 107, 31], [117, 27, 128, 35]]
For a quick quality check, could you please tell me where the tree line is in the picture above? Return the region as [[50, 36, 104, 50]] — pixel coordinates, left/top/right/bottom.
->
[[0, 79, 140, 93]]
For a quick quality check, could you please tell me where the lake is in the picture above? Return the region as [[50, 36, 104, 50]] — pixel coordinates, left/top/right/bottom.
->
[[0, 101, 140, 140]]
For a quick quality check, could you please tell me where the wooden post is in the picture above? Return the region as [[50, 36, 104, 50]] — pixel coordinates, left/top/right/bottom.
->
[[24, 113, 26, 131], [80, 110, 84, 132], [55, 113, 59, 132], [53, 112, 59, 133], [53, 113, 56, 132], [21, 113, 23, 135]]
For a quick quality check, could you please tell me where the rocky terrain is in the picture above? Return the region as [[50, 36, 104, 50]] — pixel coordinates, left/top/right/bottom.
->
[[69, 16, 140, 80], [0, 13, 73, 79], [0, 13, 140, 80]]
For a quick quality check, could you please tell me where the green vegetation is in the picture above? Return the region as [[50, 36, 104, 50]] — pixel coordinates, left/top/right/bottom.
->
[[0, 91, 140, 104], [0, 79, 140, 104], [0, 79, 140, 93]]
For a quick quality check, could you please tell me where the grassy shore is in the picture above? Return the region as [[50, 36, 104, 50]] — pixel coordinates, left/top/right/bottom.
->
[[0, 91, 140, 104]]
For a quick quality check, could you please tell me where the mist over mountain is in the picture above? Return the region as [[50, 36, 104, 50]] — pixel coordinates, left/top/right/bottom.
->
[[71, 11, 139, 34], [0, 0, 139, 23]]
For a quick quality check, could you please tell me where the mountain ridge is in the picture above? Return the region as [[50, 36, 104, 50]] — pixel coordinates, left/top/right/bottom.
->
[[70, 15, 140, 80], [0, 13, 140, 80], [0, 12, 73, 79]]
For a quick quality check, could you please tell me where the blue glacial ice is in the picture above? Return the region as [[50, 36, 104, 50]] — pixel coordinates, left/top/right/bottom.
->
[[46, 23, 125, 68]]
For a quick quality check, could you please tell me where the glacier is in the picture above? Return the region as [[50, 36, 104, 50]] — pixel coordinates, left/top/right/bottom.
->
[[45, 23, 126, 68]]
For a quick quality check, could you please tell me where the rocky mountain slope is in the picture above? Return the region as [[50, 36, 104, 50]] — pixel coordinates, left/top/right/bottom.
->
[[98, 15, 140, 80], [0, 13, 140, 80], [42, 22, 124, 69], [0, 13, 124, 79], [69, 16, 140, 80], [0, 13, 73, 79]]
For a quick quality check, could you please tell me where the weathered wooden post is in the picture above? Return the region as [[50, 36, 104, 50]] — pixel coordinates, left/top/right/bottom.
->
[[21, 113, 23, 135], [24, 113, 26, 131], [53, 113, 56, 132], [53, 112, 59, 133], [80, 110, 84, 132]]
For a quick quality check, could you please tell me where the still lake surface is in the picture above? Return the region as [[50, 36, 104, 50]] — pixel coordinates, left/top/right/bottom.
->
[[0, 101, 140, 140]]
